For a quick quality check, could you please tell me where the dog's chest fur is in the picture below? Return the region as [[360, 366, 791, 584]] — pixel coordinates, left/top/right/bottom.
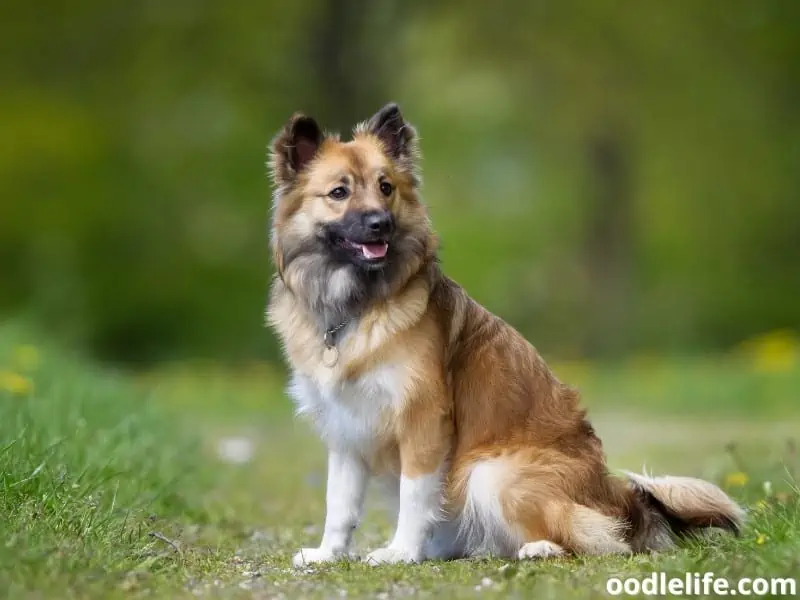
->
[[269, 278, 434, 470], [289, 364, 405, 460]]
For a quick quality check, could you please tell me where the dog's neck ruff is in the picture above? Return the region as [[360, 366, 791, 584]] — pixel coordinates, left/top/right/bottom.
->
[[321, 319, 350, 367]]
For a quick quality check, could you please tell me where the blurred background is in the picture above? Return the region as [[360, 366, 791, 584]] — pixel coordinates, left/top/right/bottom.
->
[[2, 7, 799, 594], [2, 0, 799, 366]]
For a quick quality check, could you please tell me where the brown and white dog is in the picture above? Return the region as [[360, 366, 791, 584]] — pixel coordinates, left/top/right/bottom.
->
[[266, 104, 743, 566]]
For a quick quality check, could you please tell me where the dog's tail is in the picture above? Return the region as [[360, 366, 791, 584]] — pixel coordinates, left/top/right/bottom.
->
[[622, 471, 746, 552]]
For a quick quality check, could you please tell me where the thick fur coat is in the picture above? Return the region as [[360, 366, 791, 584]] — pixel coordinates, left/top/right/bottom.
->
[[266, 104, 743, 566]]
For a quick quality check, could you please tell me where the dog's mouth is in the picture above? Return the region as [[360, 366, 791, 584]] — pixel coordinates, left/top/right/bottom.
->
[[339, 238, 389, 260], [328, 231, 390, 269]]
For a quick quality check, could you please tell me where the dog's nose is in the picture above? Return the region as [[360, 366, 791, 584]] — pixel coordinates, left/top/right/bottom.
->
[[362, 211, 394, 236]]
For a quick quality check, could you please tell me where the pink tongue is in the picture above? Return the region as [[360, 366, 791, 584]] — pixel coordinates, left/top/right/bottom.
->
[[361, 243, 388, 259]]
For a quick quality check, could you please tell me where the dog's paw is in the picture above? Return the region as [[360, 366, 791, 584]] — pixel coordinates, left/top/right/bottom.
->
[[292, 547, 346, 567], [363, 547, 421, 565], [517, 540, 565, 560]]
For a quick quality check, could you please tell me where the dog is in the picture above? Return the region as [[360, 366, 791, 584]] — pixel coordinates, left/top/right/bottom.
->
[[266, 103, 744, 566]]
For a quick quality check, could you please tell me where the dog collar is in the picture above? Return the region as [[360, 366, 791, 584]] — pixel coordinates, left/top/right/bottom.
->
[[322, 320, 349, 367]]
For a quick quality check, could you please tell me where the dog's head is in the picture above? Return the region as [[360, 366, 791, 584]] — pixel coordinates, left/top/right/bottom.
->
[[268, 104, 436, 318]]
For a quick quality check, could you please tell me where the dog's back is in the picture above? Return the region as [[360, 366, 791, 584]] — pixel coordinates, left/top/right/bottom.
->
[[429, 275, 743, 558]]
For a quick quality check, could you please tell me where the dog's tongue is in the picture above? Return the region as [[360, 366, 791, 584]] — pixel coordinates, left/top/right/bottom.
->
[[360, 242, 388, 259]]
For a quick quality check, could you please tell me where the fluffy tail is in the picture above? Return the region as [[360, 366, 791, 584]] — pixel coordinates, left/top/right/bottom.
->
[[623, 471, 746, 552]]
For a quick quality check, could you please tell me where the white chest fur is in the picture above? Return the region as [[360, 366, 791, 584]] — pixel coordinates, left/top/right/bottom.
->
[[289, 364, 406, 458]]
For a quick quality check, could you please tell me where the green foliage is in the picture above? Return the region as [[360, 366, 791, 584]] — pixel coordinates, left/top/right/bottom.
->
[[0, 322, 199, 595], [1, 2, 799, 362]]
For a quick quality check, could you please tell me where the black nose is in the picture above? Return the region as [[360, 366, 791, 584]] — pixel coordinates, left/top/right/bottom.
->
[[362, 211, 394, 236]]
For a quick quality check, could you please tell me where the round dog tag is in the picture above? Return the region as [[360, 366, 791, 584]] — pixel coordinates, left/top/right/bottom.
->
[[322, 346, 339, 368]]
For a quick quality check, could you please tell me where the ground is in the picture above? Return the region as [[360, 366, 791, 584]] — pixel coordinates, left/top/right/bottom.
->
[[0, 323, 798, 599]]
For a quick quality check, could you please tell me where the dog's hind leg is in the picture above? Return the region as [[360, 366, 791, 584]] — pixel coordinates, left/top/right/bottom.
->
[[520, 502, 631, 557], [453, 449, 632, 559]]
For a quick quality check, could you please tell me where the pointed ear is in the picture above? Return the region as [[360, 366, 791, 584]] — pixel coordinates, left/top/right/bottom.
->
[[269, 113, 324, 187], [366, 103, 418, 167]]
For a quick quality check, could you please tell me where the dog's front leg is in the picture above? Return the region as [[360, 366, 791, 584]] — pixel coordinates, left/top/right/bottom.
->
[[364, 405, 450, 565], [293, 450, 369, 567], [363, 469, 443, 565]]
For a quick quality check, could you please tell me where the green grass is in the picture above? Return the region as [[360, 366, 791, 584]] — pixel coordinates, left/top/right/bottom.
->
[[1, 322, 798, 599], [0, 324, 204, 598]]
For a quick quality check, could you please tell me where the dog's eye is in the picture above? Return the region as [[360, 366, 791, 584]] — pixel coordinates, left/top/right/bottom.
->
[[379, 181, 393, 197], [328, 186, 348, 200]]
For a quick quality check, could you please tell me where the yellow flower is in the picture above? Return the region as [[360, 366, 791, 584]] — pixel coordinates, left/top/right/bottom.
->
[[13, 344, 40, 371], [0, 371, 33, 396], [754, 499, 769, 513], [739, 329, 798, 373], [725, 472, 749, 487], [755, 533, 768, 545]]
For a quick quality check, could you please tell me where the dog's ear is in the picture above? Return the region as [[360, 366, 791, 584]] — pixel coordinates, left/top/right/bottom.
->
[[366, 103, 418, 171], [269, 113, 324, 187]]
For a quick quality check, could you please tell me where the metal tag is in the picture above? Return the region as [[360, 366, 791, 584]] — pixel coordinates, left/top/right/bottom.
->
[[322, 345, 339, 368]]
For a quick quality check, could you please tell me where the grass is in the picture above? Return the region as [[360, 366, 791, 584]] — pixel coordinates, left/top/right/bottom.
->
[[1, 321, 798, 599]]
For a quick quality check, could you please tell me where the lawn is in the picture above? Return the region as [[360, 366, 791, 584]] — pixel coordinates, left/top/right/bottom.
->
[[1, 321, 798, 599]]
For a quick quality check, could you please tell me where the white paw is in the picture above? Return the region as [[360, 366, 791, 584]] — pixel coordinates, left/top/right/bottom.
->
[[363, 547, 421, 565], [292, 547, 346, 567], [517, 540, 565, 560]]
